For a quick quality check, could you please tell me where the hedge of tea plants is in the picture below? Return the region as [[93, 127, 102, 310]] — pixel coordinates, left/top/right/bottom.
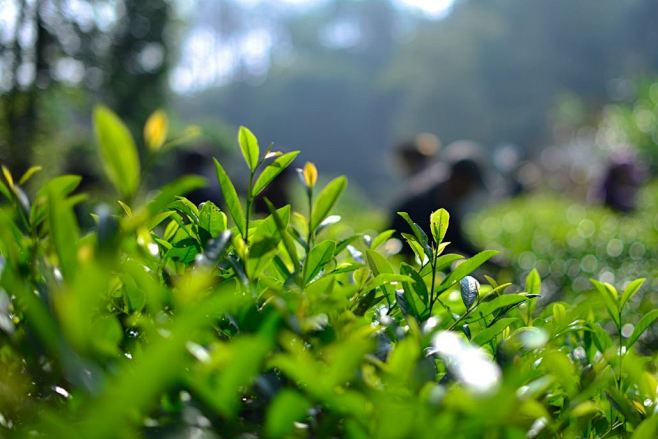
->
[[1, 107, 658, 438]]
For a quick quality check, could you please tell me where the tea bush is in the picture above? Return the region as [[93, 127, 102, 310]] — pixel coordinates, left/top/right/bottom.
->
[[468, 188, 658, 298], [1, 107, 658, 438]]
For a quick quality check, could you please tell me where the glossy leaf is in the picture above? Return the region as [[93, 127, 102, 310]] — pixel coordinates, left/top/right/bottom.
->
[[430, 208, 450, 244], [252, 151, 300, 196], [627, 309, 658, 349], [472, 317, 518, 345], [311, 176, 347, 230], [214, 158, 246, 237], [238, 125, 260, 171], [620, 277, 645, 310], [460, 276, 480, 309], [304, 240, 336, 284]]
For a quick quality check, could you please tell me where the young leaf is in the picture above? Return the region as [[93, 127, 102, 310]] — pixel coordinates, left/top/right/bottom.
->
[[474, 294, 527, 320], [591, 279, 620, 327], [252, 151, 300, 196], [311, 176, 347, 231], [264, 198, 300, 269], [472, 317, 518, 345], [525, 269, 541, 296], [238, 125, 260, 172], [213, 158, 246, 237], [438, 250, 498, 293], [430, 208, 450, 244], [18, 165, 42, 185], [371, 229, 395, 250], [397, 212, 431, 256], [94, 105, 140, 198], [627, 309, 658, 349], [304, 240, 336, 284], [620, 278, 646, 310]]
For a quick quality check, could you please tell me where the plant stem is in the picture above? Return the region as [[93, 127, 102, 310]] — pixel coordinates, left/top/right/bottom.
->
[[306, 189, 313, 250], [244, 170, 255, 244], [617, 310, 623, 391]]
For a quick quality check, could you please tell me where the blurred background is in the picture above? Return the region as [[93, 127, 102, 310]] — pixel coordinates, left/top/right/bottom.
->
[[2, 0, 658, 297]]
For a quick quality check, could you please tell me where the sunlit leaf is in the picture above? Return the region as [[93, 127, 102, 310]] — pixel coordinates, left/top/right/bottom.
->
[[214, 158, 245, 237], [238, 125, 260, 171], [252, 151, 300, 196], [311, 176, 347, 231], [94, 105, 140, 198]]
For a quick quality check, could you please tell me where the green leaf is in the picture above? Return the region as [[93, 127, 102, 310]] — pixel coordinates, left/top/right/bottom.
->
[[430, 208, 449, 244], [472, 317, 518, 345], [265, 390, 311, 439], [311, 176, 347, 231], [438, 250, 498, 294], [474, 294, 527, 320], [48, 190, 80, 279], [620, 278, 645, 310], [363, 273, 414, 292], [238, 125, 260, 171], [18, 165, 42, 185], [371, 229, 395, 250], [304, 240, 336, 284], [365, 249, 397, 307], [213, 158, 246, 237], [631, 415, 658, 439], [264, 199, 300, 270], [525, 268, 541, 296], [199, 201, 227, 239], [401, 262, 428, 306], [591, 279, 620, 327], [627, 309, 658, 349], [252, 151, 299, 196], [397, 212, 431, 257], [94, 105, 140, 198]]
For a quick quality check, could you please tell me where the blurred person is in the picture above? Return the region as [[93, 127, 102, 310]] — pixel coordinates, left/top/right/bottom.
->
[[395, 133, 441, 177], [390, 141, 490, 258], [597, 152, 646, 213]]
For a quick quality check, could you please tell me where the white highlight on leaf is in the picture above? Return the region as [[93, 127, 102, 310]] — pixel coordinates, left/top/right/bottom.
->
[[429, 330, 501, 394]]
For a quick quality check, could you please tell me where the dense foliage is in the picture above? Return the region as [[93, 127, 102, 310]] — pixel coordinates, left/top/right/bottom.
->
[[469, 187, 658, 298], [1, 109, 658, 438]]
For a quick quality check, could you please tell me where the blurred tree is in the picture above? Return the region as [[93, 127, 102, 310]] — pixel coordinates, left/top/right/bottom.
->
[[0, 0, 172, 173]]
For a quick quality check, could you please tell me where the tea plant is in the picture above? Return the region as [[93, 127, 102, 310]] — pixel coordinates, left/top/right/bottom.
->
[[0, 107, 657, 438]]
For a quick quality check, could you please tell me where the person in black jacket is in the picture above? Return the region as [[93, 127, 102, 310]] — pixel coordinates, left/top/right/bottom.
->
[[390, 156, 487, 258]]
